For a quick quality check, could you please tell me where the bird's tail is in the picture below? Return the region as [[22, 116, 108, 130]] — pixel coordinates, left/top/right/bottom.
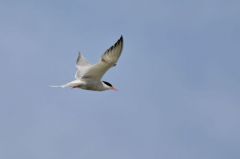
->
[[49, 85, 65, 88], [50, 80, 81, 88]]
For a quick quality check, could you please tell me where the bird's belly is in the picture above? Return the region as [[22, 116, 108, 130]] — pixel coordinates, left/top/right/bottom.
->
[[80, 82, 104, 91]]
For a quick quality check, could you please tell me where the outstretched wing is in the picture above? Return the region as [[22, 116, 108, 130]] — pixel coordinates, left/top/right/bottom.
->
[[81, 36, 124, 81], [75, 52, 92, 79]]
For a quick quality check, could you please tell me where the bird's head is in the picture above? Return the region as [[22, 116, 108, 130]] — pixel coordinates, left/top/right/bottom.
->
[[102, 81, 118, 91]]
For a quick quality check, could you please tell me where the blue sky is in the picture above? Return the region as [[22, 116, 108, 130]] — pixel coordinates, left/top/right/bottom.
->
[[0, 0, 240, 159]]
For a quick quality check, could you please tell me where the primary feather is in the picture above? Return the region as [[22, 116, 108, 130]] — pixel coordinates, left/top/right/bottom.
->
[[76, 36, 123, 81]]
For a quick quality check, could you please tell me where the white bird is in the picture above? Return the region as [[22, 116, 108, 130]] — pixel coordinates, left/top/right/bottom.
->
[[51, 36, 124, 91]]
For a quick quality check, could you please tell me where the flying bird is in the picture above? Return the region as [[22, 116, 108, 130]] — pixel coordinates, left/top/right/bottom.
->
[[51, 36, 124, 91]]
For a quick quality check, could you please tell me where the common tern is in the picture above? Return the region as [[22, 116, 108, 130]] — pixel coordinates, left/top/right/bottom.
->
[[51, 36, 124, 91]]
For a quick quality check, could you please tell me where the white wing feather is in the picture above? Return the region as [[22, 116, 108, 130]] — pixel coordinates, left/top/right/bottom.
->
[[75, 52, 92, 79], [81, 36, 124, 81]]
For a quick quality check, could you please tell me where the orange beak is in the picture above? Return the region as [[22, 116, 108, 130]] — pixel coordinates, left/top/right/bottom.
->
[[111, 87, 118, 91]]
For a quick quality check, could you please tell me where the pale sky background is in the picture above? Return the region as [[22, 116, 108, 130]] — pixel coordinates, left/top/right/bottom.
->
[[0, 0, 240, 159]]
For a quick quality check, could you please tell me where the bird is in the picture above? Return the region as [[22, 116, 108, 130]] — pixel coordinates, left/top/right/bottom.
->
[[51, 36, 124, 91]]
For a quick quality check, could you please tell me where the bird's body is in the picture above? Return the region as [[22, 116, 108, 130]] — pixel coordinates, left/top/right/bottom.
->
[[51, 36, 123, 91], [57, 79, 110, 91]]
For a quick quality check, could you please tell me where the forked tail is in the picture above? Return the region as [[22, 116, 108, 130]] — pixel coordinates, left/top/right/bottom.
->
[[50, 80, 81, 88], [49, 85, 65, 88]]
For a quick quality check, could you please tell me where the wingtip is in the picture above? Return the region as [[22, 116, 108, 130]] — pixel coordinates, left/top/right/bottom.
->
[[109, 36, 123, 49], [78, 52, 82, 57], [76, 52, 81, 64], [120, 35, 123, 41], [116, 35, 123, 45]]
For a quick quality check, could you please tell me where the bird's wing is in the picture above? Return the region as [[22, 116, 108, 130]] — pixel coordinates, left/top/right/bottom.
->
[[75, 52, 92, 79], [81, 36, 124, 81]]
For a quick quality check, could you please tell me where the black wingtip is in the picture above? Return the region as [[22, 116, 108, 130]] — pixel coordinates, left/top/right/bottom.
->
[[105, 35, 124, 53], [116, 35, 123, 45], [120, 35, 123, 41], [76, 52, 81, 64]]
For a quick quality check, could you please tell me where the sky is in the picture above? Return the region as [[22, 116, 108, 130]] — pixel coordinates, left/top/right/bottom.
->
[[0, 0, 240, 159]]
